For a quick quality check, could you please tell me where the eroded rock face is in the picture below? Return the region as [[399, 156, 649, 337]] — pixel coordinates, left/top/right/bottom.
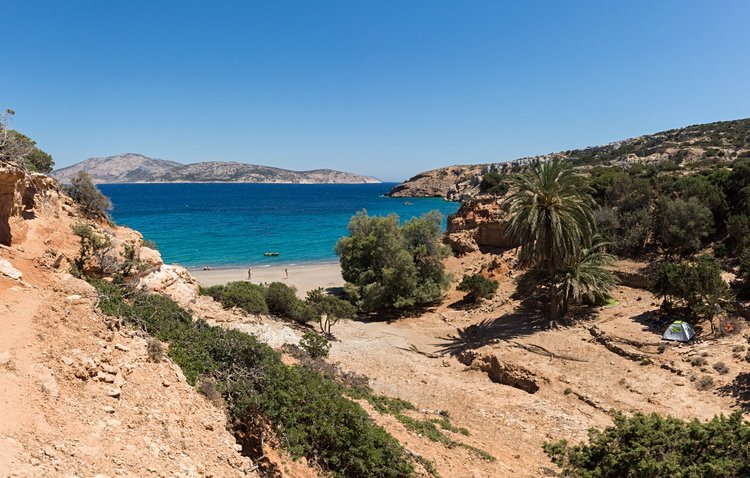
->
[[445, 196, 516, 254], [0, 163, 28, 245], [458, 350, 544, 394], [0, 162, 66, 245]]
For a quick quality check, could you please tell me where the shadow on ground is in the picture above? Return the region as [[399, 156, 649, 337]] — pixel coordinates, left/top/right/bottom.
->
[[435, 308, 552, 357], [717, 372, 750, 411]]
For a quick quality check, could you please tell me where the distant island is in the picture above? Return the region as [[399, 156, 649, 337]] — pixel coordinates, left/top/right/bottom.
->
[[52, 153, 381, 184]]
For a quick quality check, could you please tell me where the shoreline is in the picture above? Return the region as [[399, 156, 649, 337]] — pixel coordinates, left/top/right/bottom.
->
[[190, 262, 345, 297], [185, 259, 341, 272]]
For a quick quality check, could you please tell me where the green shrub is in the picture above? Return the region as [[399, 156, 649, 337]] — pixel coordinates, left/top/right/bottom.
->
[[299, 331, 331, 358], [219, 281, 269, 314], [479, 171, 510, 196], [457, 274, 498, 302], [71, 223, 114, 277], [336, 210, 451, 312], [0, 116, 54, 173], [265, 281, 300, 317], [544, 411, 750, 477], [654, 197, 714, 255], [64, 171, 111, 219], [142, 239, 158, 249], [90, 280, 414, 478], [650, 256, 730, 321], [199, 284, 226, 302]]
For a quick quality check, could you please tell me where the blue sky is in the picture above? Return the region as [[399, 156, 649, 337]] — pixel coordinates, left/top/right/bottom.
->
[[3, 1, 749, 181]]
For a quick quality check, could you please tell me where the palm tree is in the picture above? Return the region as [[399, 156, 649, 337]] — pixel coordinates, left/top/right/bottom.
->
[[553, 237, 618, 317], [505, 159, 596, 319], [504, 159, 596, 275]]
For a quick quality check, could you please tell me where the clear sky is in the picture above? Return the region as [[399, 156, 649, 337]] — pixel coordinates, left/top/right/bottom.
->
[[3, 1, 749, 181]]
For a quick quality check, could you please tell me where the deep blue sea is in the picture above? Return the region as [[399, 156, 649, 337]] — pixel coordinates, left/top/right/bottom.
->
[[99, 183, 459, 269]]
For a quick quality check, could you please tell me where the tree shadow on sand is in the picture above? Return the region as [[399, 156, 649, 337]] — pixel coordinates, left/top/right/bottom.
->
[[435, 299, 602, 357], [435, 307, 552, 357], [717, 372, 750, 411]]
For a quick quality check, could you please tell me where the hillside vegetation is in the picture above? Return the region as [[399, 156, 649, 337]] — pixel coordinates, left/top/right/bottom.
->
[[390, 118, 750, 199]]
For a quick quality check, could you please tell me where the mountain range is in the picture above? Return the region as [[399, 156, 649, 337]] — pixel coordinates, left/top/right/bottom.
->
[[52, 153, 380, 184]]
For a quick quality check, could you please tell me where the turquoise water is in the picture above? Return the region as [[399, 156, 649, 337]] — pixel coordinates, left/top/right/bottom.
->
[[99, 183, 459, 269]]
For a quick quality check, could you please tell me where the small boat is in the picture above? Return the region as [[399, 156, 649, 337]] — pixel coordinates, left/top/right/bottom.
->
[[403, 201, 413, 205], [263, 252, 280, 257]]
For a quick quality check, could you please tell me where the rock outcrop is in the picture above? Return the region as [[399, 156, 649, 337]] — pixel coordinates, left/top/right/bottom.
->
[[53, 153, 381, 184], [458, 350, 545, 394], [388, 165, 484, 200], [0, 162, 63, 245], [444, 196, 516, 254]]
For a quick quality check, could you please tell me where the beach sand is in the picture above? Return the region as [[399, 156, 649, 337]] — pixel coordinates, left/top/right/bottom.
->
[[190, 262, 344, 297]]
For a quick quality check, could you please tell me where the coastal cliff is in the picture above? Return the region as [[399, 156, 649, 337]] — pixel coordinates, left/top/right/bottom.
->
[[390, 117, 750, 199], [53, 153, 380, 184]]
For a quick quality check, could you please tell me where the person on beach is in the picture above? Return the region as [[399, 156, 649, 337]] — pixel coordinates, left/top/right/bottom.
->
[[247, 268, 252, 280], [284, 268, 288, 279]]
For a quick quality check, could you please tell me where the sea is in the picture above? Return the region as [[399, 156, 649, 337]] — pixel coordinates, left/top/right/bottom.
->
[[99, 183, 460, 269]]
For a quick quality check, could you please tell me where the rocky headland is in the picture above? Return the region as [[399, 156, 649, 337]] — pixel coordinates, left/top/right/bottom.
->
[[390, 117, 750, 200]]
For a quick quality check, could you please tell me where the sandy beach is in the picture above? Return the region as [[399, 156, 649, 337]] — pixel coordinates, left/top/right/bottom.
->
[[190, 262, 344, 297]]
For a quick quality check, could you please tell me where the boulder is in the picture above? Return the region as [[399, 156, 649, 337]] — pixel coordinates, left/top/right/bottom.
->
[[0, 258, 22, 280], [139, 265, 200, 306]]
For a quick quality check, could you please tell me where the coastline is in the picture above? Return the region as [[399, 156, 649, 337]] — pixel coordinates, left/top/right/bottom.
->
[[190, 262, 345, 297]]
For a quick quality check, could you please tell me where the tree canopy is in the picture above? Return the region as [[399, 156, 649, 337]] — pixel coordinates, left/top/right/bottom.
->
[[336, 210, 451, 312], [0, 109, 54, 173]]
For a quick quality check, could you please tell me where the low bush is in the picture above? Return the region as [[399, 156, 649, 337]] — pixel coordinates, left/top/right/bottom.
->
[[265, 281, 299, 317], [457, 274, 498, 302], [299, 331, 331, 359], [208, 281, 269, 314], [697, 375, 715, 391], [200, 281, 354, 330], [544, 411, 750, 477], [479, 171, 510, 196], [689, 356, 708, 367], [64, 171, 111, 219], [147, 339, 164, 363], [713, 361, 729, 374], [92, 281, 414, 478]]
